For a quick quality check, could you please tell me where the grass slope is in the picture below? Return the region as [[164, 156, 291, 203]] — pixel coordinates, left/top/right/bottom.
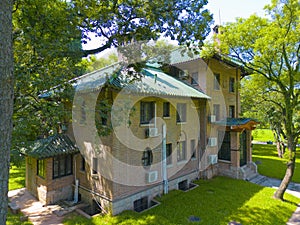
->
[[64, 177, 299, 225], [252, 144, 300, 183], [252, 129, 275, 142]]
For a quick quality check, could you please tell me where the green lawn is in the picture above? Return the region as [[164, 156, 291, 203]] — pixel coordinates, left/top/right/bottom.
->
[[9, 163, 26, 191], [64, 177, 299, 225], [252, 129, 275, 142], [252, 144, 300, 183]]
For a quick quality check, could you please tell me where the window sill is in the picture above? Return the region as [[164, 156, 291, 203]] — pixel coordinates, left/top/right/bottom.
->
[[140, 123, 155, 127], [163, 116, 171, 119], [218, 159, 231, 164], [176, 122, 187, 125]]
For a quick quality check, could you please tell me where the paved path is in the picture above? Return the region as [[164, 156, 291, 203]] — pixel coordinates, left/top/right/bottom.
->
[[248, 174, 300, 225], [8, 188, 64, 225]]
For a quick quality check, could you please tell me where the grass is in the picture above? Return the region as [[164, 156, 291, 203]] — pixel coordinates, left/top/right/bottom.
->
[[64, 177, 300, 225], [252, 129, 275, 142], [9, 162, 26, 191], [252, 144, 300, 183]]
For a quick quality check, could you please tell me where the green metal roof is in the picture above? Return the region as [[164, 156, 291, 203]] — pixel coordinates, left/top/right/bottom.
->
[[118, 67, 210, 99], [214, 118, 259, 127], [22, 134, 79, 159], [74, 64, 210, 99]]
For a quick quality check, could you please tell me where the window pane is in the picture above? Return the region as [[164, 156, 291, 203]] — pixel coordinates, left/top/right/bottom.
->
[[37, 159, 45, 178], [142, 148, 153, 167], [176, 103, 186, 122], [59, 157, 65, 176], [229, 105, 235, 118], [214, 73, 220, 90], [53, 157, 59, 178], [213, 104, 220, 121], [163, 102, 170, 117], [191, 72, 198, 85], [166, 143, 172, 165], [229, 77, 235, 92], [191, 139, 196, 159], [92, 157, 98, 174], [81, 155, 85, 171], [218, 131, 231, 161], [177, 141, 186, 161], [140, 102, 155, 124], [66, 155, 72, 175]]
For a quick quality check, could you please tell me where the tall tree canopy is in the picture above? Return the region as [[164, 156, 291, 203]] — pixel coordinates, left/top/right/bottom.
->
[[213, 0, 299, 200]]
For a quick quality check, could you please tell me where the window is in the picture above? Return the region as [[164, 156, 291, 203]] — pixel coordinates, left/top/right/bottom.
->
[[53, 155, 72, 179], [92, 157, 98, 174], [166, 143, 172, 165], [80, 155, 85, 171], [176, 103, 186, 123], [37, 159, 45, 178], [214, 73, 220, 90], [218, 131, 231, 161], [134, 196, 148, 212], [140, 101, 155, 124], [229, 105, 235, 118], [163, 102, 170, 117], [191, 72, 198, 85], [213, 104, 220, 121], [191, 139, 196, 159], [177, 141, 186, 162], [142, 148, 153, 167], [229, 77, 235, 93]]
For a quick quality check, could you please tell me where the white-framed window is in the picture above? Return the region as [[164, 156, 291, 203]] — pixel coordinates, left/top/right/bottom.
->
[[191, 139, 196, 159], [176, 103, 186, 123], [163, 102, 170, 117], [140, 101, 155, 124], [177, 141, 186, 162]]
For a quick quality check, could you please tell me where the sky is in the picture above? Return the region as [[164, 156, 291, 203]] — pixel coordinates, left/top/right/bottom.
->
[[82, 0, 271, 55]]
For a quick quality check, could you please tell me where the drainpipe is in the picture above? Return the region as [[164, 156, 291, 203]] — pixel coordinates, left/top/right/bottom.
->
[[73, 154, 79, 204], [162, 124, 168, 194]]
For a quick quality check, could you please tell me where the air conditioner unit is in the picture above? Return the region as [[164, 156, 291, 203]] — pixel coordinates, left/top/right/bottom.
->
[[146, 171, 158, 183], [208, 137, 217, 147], [209, 115, 216, 123], [145, 128, 159, 138], [208, 154, 218, 165]]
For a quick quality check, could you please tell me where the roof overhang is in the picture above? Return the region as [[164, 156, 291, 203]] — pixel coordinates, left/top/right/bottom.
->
[[215, 118, 259, 132]]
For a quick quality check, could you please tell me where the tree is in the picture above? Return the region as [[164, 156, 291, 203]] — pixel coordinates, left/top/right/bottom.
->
[[72, 0, 213, 56], [213, 0, 299, 199], [0, 0, 13, 223]]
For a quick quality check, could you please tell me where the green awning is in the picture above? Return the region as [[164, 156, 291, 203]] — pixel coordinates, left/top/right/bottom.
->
[[22, 134, 79, 159], [215, 118, 259, 131]]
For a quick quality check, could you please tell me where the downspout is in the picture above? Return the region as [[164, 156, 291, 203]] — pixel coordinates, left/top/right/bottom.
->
[[162, 124, 168, 194], [73, 154, 79, 204]]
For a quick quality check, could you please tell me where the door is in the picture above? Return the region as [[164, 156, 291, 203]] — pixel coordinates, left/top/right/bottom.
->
[[240, 131, 247, 166]]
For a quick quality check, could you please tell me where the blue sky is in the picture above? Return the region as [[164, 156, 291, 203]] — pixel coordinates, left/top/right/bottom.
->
[[83, 0, 271, 53], [206, 0, 270, 24]]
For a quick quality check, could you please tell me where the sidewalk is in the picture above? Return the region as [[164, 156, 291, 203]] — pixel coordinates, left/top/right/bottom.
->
[[8, 188, 64, 225], [248, 174, 300, 224]]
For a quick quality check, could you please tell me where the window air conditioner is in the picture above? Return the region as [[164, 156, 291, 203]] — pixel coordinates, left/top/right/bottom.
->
[[208, 137, 217, 147], [145, 128, 159, 138], [208, 154, 218, 165], [146, 171, 158, 183], [209, 115, 216, 123]]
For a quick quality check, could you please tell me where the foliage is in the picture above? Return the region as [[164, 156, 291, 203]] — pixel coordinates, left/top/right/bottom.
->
[[72, 0, 213, 56], [64, 177, 299, 225], [85, 54, 118, 72], [206, 0, 300, 199], [7, 211, 32, 225], [252, 144, 300, 183]]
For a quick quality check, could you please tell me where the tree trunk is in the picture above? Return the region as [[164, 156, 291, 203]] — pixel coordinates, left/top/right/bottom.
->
[[0, 0, 14, 224], [273, 140, 296, 200]]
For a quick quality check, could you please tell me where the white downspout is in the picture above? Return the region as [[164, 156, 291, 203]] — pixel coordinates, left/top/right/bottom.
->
[[162, 124, 168, 194]]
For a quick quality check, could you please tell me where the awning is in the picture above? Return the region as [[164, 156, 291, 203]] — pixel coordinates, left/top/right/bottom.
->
[[21, 134, 79, 159], [214, 118, 259, 132]]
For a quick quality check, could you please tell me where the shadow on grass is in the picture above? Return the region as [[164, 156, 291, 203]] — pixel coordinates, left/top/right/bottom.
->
[[63, 177, 299, 225], [7, 210, 32, 225]]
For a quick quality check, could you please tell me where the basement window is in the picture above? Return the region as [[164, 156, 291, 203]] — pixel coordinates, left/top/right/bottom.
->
[[134, 197, 148, 212]]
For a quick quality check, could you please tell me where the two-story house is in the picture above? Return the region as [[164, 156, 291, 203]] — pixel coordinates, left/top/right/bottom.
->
[[23, 48, 258, 215]]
